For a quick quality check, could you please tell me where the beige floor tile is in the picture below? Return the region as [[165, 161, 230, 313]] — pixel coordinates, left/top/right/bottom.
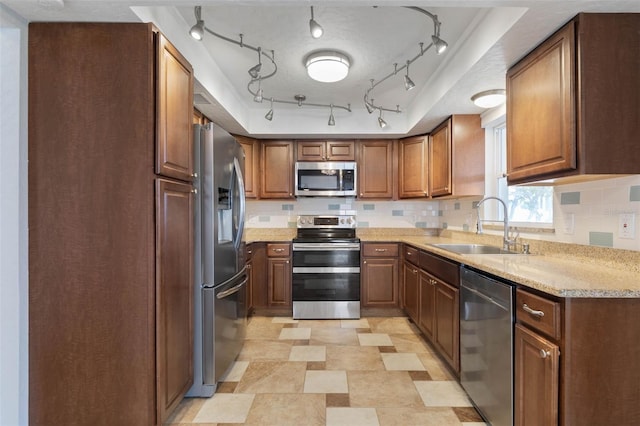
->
[[219, 360, 249, 382], [298, 319, 344, 328], [271, 317, 299, 323], [237, 339, 293, 361], [414, 380, 473, 407], [279, 327, 312, 340], [377, 407, 461, 426], [235, 361, 307, 394], [381, 352, 426, 371], [326, 407, 379, 426], [357, 332, 393, 346], [348, 370, 424, 408], [461, 423, 489, 426], [163, 397, 206, 424], [243, 393, 325, 426], [368, 317, 417, 334], [289, 345, 326, 361], [304, 370, 348, 393], [389, 333, 432, 353], [341, 318, 370, 328], [325, 345, 385, 371], [192, 393, 255, 423], [310, 327, 359, 346], [245, 321, 285, 340], [417, 352, 456, 380]]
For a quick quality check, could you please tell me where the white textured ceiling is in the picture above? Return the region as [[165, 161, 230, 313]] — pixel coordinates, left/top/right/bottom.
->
[[4, 0, 640, 138]]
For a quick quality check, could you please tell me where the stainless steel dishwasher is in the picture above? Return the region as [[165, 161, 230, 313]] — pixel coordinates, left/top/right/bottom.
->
[[460, 266, 514, 426]]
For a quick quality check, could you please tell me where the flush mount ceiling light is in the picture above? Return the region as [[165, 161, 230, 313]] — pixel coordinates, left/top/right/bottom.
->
[[471, 89, 506, 108], [305, 51, 350, 83]]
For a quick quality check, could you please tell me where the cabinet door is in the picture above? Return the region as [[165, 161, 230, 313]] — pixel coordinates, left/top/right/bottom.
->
[[156, 179, 194, 423], [361, 257, 398, 307], [326, 140, 355, 161], [515, 324, 559, 426], [419, 271, 436, 340], [357, 140, 394, 199], [399, 135, 429, 198], [435, 280, 460, 373], [430, 119, 452, 197], [261, 140, 294, 199], [296, 141, 326, 161], [156, 33, 194, 182], [403, 261, 420, 322], [268, 258, 292, 307], [506, 21, 575, 183], [236, 136, 260, 199]]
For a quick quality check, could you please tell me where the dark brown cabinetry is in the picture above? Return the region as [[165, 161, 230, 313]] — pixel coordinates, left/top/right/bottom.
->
[[361, 243, 399, 308], [28, 23, 193, 425], [433, 280, 459, 371], [356, 140, 395, 199], [398, 135, 429, 198], [418, 271, 436, 340], [266, 243, 292, 308], [297, 140, 355, 161], [430, 115, 484, 198], [260, 140, 294, 199], [236, 136, 260, 199], [507, 13, 640, 184], [403, 261, 420, 321]]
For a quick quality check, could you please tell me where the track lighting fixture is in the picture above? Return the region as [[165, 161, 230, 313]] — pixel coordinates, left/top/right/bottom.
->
[[377, 110, 388, 129], [189, 6, 205, 40], [432, 35, 448, 55], [309, 6, 324, 39], [328, 104, 335, 126], [254, 79, 263, 102], [404, 61, 415, 91], [265, 98, 274, 121], [248, 47, 262, 78]]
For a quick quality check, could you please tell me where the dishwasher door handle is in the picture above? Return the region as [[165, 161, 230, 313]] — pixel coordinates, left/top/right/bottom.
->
[[462, 284, 509, 312]]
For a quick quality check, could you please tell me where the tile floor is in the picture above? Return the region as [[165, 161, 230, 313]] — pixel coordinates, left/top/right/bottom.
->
[[164, 316, 487, 426]]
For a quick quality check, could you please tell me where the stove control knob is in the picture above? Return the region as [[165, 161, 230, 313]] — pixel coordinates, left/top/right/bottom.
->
[[347, 217, 353, 224], [340, 219, 345, 224]]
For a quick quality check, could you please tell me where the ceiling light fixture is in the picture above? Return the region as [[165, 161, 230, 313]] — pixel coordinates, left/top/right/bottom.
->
[[471, 89, 506, 108], [364, 6, 448, 126], [189, 5, 351, 124], [328, 104, 335, 126], [305, 51, 350, 83], [309, 6, 324, 39]]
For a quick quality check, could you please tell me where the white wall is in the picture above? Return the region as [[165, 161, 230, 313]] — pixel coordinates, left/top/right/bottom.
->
[[0, 5, 28, 425]]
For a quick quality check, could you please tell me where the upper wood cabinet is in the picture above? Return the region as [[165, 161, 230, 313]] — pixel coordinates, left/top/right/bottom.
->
[[236, 135, 260, 199], [297, 140, 355, 161], [357, 139, 395, 199], [156, 33, 194, 182], [430, 115, 484, 198], [260, 140, 294, 199], [507, 13, 640, 184], [398, 135, 429, 198]]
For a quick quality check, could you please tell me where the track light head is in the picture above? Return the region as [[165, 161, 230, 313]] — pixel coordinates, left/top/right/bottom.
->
[[365, 102, 375, 114], [265, 109, 273, 121], [248, 63, 262, 78], [254, 88, 263, 103], [404, 62, 415, 91], [378, 111, 387, 129], [190, 20, 205, 41], [328, 104, 335, 126], [309, 6, 324, 39], [432, 35, 448, 55]]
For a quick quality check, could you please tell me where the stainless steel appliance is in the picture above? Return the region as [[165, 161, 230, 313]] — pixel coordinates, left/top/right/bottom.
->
[[187, 123, 247, 397], [294, 161, 356, 197], [292, 215, 360, 319], [460, 266, 515, 426]]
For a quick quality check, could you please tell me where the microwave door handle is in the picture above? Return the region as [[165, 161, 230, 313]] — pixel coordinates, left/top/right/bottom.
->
[[232, 157, 246, 251], [339, 170, 343, 191]]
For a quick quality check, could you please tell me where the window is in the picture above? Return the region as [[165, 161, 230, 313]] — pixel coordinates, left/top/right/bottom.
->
[[492, 124, 553, 227]]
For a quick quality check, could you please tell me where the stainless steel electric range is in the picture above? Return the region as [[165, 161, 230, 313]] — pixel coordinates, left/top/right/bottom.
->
[[292, 215, 360, 319]]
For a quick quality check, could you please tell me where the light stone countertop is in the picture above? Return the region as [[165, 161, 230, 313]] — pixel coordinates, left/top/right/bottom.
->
[[245, 227, 640, 298]]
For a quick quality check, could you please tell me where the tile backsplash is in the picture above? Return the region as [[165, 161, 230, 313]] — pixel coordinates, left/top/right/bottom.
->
[[246, 198, 441, 229]]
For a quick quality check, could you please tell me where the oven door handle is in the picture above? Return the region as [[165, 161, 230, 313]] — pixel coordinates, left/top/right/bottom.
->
[[292, 243, 360, 251], [293, 267, 361, 274]]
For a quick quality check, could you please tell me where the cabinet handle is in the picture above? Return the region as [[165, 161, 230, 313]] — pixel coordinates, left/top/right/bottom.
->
[[406, 252, 412, 256], [286, 260, 289, 264], [413, 269, 417, 273], [522, 303, 545, 317], [375, 248, 387, 252], [430, 279, 437, 285], [192, 172, 198, 178], [360, 193, 363, 196], [273, 248, 285, 253], [363, 260, 367, 264], [191, 188, 198, 194], [539, 349, 550, 359]]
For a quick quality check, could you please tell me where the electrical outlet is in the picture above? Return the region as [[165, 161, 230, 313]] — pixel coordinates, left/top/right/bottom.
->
[[619, 213, 636, 239]]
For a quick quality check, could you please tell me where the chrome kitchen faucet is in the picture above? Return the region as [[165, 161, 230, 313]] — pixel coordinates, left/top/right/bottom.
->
[[476, 196, 517, 251]]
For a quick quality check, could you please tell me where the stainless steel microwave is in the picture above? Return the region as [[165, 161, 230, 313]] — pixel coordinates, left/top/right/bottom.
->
[[295, 162, 357, 197]]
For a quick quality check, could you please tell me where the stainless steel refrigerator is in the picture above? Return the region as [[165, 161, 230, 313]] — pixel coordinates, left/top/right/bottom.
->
[[187, 123, 247, 397]]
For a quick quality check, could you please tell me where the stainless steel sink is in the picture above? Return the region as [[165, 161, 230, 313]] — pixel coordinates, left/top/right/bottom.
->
[[429, 243, 516, 255]]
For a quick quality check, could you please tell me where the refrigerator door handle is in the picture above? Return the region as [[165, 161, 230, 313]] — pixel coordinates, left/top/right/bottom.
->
[[232, 156, 246, 251], [203, 266, 248, 289], [216, 277, 248, 299]]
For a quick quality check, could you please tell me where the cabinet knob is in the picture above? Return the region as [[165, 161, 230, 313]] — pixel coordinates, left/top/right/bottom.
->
[[192, 172, 198, 179], [191, 188, 198, 194], [413, 269, 417, 273], [363, 260, 367, 264], [360, 193, 363, 196], [539, 349, 551, 359], [286, 260, 289, 264], [522, 303, 545, 317]]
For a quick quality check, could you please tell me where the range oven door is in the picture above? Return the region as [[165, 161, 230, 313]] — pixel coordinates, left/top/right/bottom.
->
[[292, 270, 360, 301], [292, 242, 360, 268]]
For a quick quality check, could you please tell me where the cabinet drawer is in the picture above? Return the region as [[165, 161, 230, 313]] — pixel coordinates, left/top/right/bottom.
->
[[420, 251, 459, 287], [404, 245, 420, 266], [363, 243, 399, 257], [516, 289, 561, 340], [267, 243, 290, 257]]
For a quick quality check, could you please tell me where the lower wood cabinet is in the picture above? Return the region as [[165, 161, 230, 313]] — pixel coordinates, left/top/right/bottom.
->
[[361, 243, 399, 307], [418, 271, 436, 340], [515, 323, 559, 426], [434, 280, 459, 372], [403, 261, 420, 322], [266, 243, 292, 308]]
